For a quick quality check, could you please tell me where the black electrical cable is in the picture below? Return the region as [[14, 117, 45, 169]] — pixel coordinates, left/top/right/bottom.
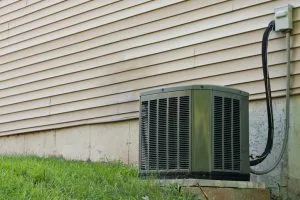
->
[[250, 20, 275, 166]]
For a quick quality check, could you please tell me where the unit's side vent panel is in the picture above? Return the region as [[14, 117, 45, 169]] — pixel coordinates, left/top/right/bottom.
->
[[179, 96, 190, 169], [224, 97, 233, 170], [140, 95, 191, 172], [213, 96, 223, 170], [213, 95, 241, 172], [140, 101, 149, 170], [232, 99, 241, 170], [158, 98, 167, 170], [149, 100, 158, 170], [168, 97, 178, 170]]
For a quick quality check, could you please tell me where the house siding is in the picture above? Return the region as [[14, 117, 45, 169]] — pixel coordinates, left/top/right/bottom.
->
[[0, 0, 299, 136]]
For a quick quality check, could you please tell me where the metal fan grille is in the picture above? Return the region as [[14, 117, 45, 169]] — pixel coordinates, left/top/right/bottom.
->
[[213, 96, 241, 172], [140, 96, 190, 172]]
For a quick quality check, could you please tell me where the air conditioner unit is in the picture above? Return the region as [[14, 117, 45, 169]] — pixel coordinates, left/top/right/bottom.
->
[[139, 85, 250, 181]]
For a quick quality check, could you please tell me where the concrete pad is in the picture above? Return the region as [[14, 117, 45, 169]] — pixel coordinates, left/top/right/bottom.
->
[[160, 179, 269, 200], [90, 121, 130, 163], [55, 125, 90, 160], [159, 179, 266, 189], [183, 187, 270, 200]]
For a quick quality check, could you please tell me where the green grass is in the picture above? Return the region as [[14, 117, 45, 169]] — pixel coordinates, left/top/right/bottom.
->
[[0, 156, 192, 200]]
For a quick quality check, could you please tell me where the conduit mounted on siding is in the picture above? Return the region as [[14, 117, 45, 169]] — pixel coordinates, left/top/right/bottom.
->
[[250, 5, 293, 174]]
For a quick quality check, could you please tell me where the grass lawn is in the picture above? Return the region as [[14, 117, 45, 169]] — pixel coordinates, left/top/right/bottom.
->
[[0, 156, 192, 200]]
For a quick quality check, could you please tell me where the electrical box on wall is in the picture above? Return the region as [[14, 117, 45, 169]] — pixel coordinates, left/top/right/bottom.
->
[[274, 5, 293, 32]]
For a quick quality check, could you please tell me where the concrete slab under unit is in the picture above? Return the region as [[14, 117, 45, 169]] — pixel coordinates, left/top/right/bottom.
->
[[159, 179, 266, 188], [159, 179, 270, 200]]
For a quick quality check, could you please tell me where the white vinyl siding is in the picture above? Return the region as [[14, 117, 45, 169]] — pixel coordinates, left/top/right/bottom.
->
[[0, 0, 299, 135]]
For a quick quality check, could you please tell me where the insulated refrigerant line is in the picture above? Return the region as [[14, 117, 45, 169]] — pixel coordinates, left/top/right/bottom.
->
[[250, 24, 291, 175]]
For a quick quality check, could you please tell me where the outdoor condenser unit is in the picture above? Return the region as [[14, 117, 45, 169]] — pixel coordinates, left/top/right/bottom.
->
[[139, 85, 250, 181]]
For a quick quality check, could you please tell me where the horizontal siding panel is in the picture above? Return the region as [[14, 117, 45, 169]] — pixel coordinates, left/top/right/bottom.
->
[[0, 0, 210, 58], [0, 60, 299, 124], [0, 0, 19, 8], [1, 1, 299, 76], [1, 14, 298, 86], [27, 0, 47, 5], [179, 75, 300, 98], [0, 86, 299, 136], [0, 0, 26, 17], [0, 24, 7, 38], [0, 72, 299, 133], [0, 0, 26, 31], [0, 34, 298, 103], [0, 0, 281, 61], [0, 0, 227, 66], [0, 97, 50, 116], [0, 0, 88, 32], [0, 48, 294, 116], [1, 24, 289, 90], [48, 59, 300, 114], [45, 48, 300, 105], [0, 0, 185, 62], [0, 0, 180, 50], [0, 0, 81, 32], [4, 0, 113, 30], [0, 0, 120, 40], [250, 88, 300, 100], [232, 0, 269, 10], [0, 0, 270, 61], [0, 112, 138, 136], [0, 0, 299, 135], [2, 16, 298, 91], [0, 0, 64, 30], [0, 0, 137, 41], [231, 75, 300, 95], [0, 101, 138, 132]]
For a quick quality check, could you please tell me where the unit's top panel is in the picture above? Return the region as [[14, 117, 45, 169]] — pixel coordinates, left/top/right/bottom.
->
[[140, 85, 249, 97]]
